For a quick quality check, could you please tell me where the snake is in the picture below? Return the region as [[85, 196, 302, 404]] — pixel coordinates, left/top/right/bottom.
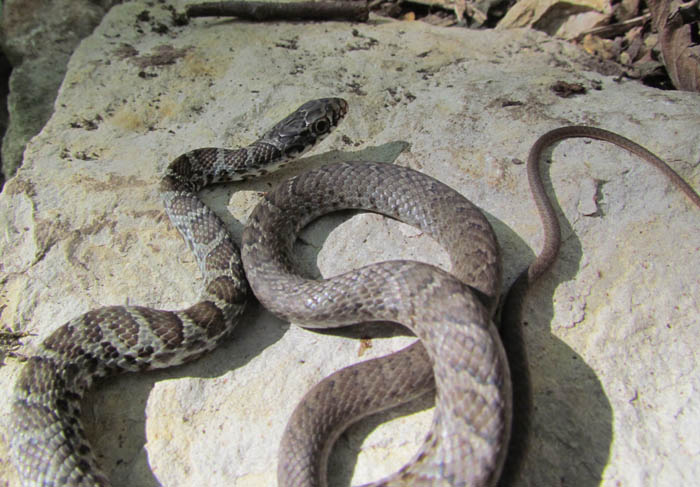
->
[[9, 96, 700, 487], [9, 98, 348, 487], [240, 126, 700, 486]]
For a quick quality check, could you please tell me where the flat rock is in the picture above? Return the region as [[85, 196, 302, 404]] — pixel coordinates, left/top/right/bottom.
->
[[0, 1, 698, 486]]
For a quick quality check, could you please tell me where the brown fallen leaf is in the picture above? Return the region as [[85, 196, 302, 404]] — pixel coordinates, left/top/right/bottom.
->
[[497, 0, 612, 39], [648, 0, 700, 91], [581, 32, 617, 59], [551, 80, 588, 97]]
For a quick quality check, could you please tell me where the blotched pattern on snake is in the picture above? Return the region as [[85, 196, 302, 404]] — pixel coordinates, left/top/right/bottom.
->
[[10, 98, 348, 487]]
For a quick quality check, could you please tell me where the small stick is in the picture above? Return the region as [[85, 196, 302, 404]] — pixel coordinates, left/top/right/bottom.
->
[[575, 13, 651, 40], [186, 1, 370, 22]]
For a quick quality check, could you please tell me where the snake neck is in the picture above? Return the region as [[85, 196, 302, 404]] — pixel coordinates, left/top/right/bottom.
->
[[159, 143, 284, 193]]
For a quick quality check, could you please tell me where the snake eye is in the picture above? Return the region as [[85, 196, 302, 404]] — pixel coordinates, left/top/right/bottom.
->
[[313, 118, 330, 134]]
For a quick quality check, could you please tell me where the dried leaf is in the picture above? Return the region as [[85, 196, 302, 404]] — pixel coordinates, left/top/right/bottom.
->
[[581, 33, 617, 59], [497, 0, 613, 39], [550, 80, 588, 96], [617, 0, 642, 21], [648, 0, 700, 91]]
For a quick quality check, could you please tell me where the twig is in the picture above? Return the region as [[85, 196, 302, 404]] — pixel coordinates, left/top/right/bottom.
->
[[186, 1, 370, 22], [575, 13, 651, 40]]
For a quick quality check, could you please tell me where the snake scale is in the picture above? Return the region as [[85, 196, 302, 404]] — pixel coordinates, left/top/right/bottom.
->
[[9, 98, 700, 487]]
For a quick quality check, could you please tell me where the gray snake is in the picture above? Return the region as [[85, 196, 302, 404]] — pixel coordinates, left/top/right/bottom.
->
[[9, 98, 700, 487]]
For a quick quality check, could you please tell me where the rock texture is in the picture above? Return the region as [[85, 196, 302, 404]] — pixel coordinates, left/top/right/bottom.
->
[[1, 1, 699, 486], [0, 0, 119, 182]]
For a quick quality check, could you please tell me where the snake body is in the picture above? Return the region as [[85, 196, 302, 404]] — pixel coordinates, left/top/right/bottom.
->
[[241, 162, 510, 486], [241, 129, 699, 486], [10, 95, 700, 487], [9, 98, 348, 487]]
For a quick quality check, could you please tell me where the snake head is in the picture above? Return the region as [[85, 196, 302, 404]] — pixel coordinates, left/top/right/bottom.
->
[[260, 98, 348, 159]]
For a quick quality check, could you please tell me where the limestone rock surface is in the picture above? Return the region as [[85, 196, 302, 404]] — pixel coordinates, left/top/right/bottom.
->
[[0, 0, 119, 181], [1, 1, 699, 486]]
